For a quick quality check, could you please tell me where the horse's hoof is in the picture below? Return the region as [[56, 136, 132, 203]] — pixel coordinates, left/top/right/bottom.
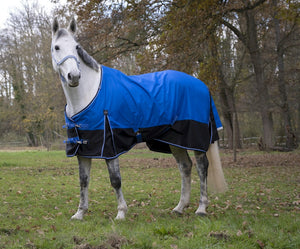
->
[[115, 211, 126, 220], [195, 205, 207, 216], [71, 214, 83, 220], [195, 211, 207, 217], [71, 209, 86, 220], [171, 208, 183, 215]]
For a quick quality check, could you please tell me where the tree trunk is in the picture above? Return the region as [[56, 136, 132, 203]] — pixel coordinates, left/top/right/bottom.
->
[[26, 132, 39, 147], [245, 9, 274, 149], [218, 79, 242, 149], [298, 87, 300, 141], [273, 0, 297, 149], [209, 35, 242, 149], [222, 4, 275, 150]]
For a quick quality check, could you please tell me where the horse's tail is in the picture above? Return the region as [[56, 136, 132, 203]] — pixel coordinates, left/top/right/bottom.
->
[[206, 142, 228, 193]]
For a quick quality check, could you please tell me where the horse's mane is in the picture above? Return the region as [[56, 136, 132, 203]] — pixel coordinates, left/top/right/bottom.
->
[[76, 45, 100, 72]]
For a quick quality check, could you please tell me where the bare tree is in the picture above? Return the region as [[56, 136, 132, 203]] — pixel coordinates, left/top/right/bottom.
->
[[0, 2, 65, 147]]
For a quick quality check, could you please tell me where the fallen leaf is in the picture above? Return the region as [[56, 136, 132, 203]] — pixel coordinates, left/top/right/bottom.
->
[[25, 239, 35, 248], [43, 216, 53, 221], [186, 232, 194, 238], [236, 204, 243, 210], [37, 229, 45, 236], [51, 225, 57, 232], [73, 236, 85, 245], [257, 240, 265, 249], [208, 231, 229, 241]]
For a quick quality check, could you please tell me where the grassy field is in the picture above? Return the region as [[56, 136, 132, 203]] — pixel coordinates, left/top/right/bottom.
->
[[0, 148, 299, 249]]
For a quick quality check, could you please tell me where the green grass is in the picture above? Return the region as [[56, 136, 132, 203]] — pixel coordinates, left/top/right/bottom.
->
[[0, 149, 299, 248]]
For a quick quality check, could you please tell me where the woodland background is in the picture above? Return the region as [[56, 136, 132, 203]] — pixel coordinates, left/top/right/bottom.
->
[[0, 0, 299, 151]]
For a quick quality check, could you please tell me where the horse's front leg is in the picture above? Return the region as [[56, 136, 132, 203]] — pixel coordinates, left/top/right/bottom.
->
[[194, 151, 209, 216], [71, 156, 91, 220], [105, 158, 127, 220]]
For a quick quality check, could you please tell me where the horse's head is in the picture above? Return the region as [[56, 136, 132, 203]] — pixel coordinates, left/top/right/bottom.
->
[[51, 17, 81, 87]]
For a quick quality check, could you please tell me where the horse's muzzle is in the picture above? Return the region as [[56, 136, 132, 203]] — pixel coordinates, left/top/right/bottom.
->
[[68, 82, 79, 87], [68, 72, 81, 87]]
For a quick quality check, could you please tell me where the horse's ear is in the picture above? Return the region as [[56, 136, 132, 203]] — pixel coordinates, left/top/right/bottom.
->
[[52, 17, 59, 35], [68, 17, 77, 35]]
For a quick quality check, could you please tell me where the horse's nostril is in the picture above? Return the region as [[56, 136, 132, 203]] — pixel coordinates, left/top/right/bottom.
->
[[68, 73, 72, 80]]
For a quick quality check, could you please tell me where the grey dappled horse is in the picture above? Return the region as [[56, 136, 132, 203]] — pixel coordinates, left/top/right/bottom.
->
[[51, 17, 227, 220]]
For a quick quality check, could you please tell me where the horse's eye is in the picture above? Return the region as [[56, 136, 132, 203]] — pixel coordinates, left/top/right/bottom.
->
[[55, 45, 60, 51]]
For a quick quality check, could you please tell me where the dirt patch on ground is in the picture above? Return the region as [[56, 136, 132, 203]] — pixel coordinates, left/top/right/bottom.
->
[[121, 150, 300, 169], [73, 233, 128, 249], [221, 151, 300, 168], [0, 146, 47, 152], [121, 156, 177, 169]]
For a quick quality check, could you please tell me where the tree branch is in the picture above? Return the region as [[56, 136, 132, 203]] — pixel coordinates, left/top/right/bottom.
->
[[116, 36, 142, 47], [221, 19, 247, 46], [278, 16, 299, 50]]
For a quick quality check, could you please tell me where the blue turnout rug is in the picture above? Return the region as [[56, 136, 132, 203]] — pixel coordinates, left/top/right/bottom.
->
[[64, 66, 222, 159]]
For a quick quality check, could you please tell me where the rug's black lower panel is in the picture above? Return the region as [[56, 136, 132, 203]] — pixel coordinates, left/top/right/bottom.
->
[[66, 119, 219, 159]]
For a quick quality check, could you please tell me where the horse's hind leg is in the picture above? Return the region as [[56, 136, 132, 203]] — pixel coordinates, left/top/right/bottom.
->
[[71, 156, 91, 220], [194, 151, 209, 216], [170, 145, 192, 214], [106, 158, 128, 220]]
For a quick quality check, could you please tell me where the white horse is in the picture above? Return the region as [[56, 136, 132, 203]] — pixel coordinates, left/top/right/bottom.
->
[[51, 17, 227, 220]]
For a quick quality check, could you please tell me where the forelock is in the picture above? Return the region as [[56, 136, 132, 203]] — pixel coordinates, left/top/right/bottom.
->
[[55, 29, 69, 40]]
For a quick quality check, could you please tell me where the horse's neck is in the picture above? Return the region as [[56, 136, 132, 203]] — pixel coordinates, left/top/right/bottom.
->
[[63, 63, 101, 117]]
